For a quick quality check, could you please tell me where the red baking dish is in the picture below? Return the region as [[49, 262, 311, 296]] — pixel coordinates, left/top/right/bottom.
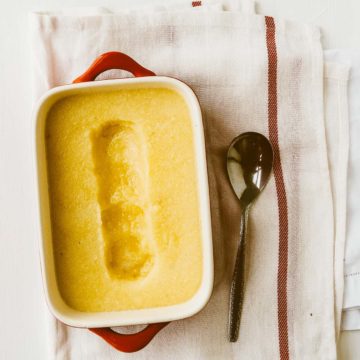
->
[[33, 52, 214, 352]]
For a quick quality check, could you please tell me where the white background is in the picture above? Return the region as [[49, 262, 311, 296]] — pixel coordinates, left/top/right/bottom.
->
[[0, 0, 359, 358]]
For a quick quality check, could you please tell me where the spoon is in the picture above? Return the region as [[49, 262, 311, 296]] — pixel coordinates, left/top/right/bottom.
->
[[227, 132, 273, 342]]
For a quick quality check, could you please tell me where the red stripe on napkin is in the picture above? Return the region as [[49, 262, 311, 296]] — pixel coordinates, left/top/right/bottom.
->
[[192, 1, 202, 7], [265, 16, 290, 360]]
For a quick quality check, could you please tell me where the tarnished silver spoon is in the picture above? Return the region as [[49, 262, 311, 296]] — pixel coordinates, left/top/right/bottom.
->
[[227, 132, 273, 342]]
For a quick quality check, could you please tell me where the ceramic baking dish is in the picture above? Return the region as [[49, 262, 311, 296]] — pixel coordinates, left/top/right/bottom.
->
[[33, 52, 213, 352]]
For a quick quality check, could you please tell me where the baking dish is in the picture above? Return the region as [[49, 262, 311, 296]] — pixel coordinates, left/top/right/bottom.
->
[[33, 52, 213, 352]]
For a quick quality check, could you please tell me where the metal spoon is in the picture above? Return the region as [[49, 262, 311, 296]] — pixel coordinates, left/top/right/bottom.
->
[[227, 132, 273, 342]]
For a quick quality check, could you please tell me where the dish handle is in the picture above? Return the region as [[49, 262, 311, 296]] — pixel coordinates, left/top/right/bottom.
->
[[73, 51, 155, 83], [90, 323, 170, 353], [73, 51, 168, 353]]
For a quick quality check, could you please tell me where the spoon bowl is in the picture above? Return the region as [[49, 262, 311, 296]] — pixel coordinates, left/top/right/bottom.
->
[[227, 132, 273, 342], [227, 132, 273, 205]]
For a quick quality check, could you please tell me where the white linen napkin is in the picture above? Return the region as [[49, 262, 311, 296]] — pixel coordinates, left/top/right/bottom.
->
[[323, 61, 350, 334], [30, 1, 348, 358], [324, 49, 360, 331]]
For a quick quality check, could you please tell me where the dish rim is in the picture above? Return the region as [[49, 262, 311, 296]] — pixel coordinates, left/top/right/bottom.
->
[[33, 76, 214, 328]]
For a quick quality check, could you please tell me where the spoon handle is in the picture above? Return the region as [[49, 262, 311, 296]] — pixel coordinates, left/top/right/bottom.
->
[[228, 206, 249, 342]]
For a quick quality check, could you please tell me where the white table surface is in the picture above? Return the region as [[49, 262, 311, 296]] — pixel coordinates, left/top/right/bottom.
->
[[0, 0, 359, 358]]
